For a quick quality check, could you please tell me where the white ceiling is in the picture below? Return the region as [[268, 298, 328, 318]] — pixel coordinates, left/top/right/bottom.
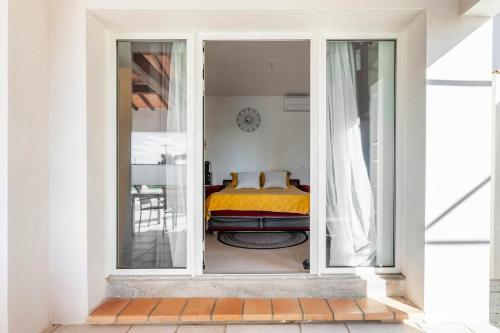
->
[[92, 9, 421, 33], [205, 41, 310, 96]]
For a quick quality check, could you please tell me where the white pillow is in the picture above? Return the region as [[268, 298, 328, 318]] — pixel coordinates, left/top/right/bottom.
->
[[235, 172, 261, 189], [263, 171, 288, 189]]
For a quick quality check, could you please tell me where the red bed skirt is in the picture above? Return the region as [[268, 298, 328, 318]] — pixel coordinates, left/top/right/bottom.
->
[[210, 210, 307, 217]]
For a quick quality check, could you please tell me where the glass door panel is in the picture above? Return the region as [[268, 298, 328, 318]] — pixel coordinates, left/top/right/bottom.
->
[[117, 40, 187, 269], [325, 40, 395, 267]]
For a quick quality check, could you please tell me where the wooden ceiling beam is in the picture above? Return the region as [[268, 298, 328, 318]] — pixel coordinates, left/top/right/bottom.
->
[[132, 83, 155, 94], [132, 94, 147, 109], [132, 53, 169, 97], [158, 55, 171, 80], [139, 94, 155, 111], [159, 95, 168, 109], [144, 54, 170, 80], [142, 93, 167, 109]]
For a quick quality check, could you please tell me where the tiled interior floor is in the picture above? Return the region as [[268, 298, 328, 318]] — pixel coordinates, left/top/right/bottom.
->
[[119, 230, 172, 269], [119, 201, 186, 269], [45, 322, 500, 333], [204, 233, 309, 274], [119, 224, 309, 271]]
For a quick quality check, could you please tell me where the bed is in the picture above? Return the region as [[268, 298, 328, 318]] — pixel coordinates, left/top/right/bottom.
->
[[205, 179, 310, 232]]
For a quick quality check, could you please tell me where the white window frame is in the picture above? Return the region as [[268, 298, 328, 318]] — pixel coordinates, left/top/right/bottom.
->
[[106, 32, 196, 276], [105, 31, 402, 277], [318, 33, 402, 275]]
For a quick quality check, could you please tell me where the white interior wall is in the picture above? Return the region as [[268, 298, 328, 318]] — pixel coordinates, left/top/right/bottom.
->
[[205, 96, 310, 185], [6, 0, 50, 332], [425, 18, 493, 322]]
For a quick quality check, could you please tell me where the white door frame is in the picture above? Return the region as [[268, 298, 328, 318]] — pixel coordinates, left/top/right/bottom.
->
[[106, 31, 401, 277], [196, 32, 320, 275]]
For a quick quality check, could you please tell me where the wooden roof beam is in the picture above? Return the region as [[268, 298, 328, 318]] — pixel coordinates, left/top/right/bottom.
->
[[132, 53, 169, 97], [139, 94, 155, 111]]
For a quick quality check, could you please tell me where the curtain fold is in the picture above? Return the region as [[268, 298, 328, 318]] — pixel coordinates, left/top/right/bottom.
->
[[166, 40, 187, 268], [326, 42, 376, 267]]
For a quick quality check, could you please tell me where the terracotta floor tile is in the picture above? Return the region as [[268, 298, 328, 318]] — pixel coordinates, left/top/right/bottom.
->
[[212, 298, 243, 322], [88, 298, 131, 324], [354, 298, 394, 321], [299, 298, 333, 321], [242, 298, 273, 321], [116, 298, 159, 323], [149, 298, 188, 323], [86, 296, 413, 325], [272, 298, 303, 322], [180, 298, 216, 322], [326, 298, 363, 321]]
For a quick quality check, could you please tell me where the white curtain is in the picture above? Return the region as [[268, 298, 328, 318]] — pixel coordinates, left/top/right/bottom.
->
[[165, 40, 187, 268], [326, 42, 376, 266], [167, 41, 187, 133]]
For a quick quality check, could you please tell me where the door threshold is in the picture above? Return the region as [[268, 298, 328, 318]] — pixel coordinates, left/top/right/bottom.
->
[[202, 272, 310, 276], [105, 274, 406, 299]]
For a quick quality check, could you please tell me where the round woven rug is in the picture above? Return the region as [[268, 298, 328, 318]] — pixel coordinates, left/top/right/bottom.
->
[[217, 231, 308, 249]]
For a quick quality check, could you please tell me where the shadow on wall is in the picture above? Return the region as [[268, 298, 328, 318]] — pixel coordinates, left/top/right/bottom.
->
[[424, 16, 494, 322], [425, 176, 490, 236], [427, 13, 489, 66]]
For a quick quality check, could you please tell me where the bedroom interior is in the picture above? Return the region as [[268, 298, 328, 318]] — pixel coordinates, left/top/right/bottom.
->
[[203, 40, 311, 273]]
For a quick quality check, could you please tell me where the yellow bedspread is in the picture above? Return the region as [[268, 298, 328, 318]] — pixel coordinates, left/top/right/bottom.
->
[[206, 185, 310, 217]]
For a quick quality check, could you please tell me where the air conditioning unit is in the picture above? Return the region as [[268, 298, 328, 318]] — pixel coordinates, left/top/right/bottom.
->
[[283, 96, 310, 112]]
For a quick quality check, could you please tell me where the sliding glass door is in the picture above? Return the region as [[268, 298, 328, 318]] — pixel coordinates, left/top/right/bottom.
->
[[325, 40, 396, 267], [114, 36, 395, 273], [117, 40, 187, 269]]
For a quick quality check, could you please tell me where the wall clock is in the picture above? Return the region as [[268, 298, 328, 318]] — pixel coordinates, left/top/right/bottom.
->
[[236, 107, 261, 132]]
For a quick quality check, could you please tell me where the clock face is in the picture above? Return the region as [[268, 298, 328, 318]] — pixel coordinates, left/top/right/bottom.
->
[[236, 107, 261, 132]]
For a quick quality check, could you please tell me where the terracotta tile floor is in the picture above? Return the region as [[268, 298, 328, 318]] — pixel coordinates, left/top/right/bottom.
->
[[88, 297, 423, 325]]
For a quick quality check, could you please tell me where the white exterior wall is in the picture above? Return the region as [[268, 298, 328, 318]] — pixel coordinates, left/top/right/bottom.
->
[[48, 0, 89, 324], [397, 12, 427, 309], [491, 14, 500, 324], [0, 0, 476, 326], [0, 0, 8, 331], [86, 13, 109, 312], [425, 19, 493, 322], [4, 0, 51, 332]]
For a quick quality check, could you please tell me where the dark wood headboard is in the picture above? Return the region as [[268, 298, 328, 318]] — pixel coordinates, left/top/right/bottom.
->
[[222, 179, 301, 187]]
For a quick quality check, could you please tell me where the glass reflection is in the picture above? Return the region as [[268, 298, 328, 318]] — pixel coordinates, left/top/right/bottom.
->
[[325, 41, 395, 267], [117, 40, 187, 269]]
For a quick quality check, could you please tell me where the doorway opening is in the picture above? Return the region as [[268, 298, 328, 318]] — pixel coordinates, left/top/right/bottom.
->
[[203, 40, 311, 274]]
